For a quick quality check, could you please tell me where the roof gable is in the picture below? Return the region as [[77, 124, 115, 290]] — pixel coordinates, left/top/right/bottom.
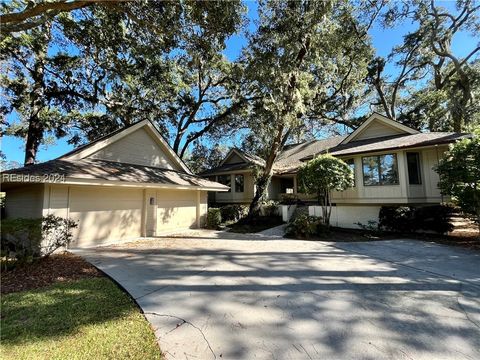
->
[[340, 113, 420, 145], [220, 149, 249, 166], [60, 120, 192, 174]]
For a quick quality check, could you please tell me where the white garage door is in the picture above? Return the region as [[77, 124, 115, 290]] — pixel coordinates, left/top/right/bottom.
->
[[69, 186, 143, 248], [156, 189, 198, 233]]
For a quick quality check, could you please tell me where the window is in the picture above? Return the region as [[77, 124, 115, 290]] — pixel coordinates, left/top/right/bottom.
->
[[217, 174, 231, 192], [407, 152, 422, 185], [235, 174, 244, 193], [345, 158, 355, 186], [362, 154, 399, 186], [280, 177, 294, 193]]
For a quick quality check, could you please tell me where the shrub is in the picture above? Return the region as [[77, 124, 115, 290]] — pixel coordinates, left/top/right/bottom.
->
[[279, 194, 298, 205], [285, 214, 328, 238], [206, 208, 222, 229], [1, 218, 43, 263], [379, 206, 414, 233], [412, 205, 455, 233], [1, 215, 77, 266], [220, 204, 248, 222], [41, 215, 78, 256], [261, 200, 279, 217], [378, 205, 454, 233], [289, 206, 308, 222], [355, 220, 380, 233]]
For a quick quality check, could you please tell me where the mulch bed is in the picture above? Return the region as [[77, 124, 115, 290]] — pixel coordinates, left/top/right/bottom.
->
[[1, 252, 103, 295]]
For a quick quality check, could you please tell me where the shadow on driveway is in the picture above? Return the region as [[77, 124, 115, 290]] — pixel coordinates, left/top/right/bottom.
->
[[75, 234, 480, 360]]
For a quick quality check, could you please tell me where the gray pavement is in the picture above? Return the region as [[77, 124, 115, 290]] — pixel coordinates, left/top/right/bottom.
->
[[74, 231, 480, 360]]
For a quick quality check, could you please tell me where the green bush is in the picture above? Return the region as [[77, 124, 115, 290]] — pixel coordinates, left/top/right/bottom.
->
[[411, 205, 455, 233], [1, 215, 77, 266], [285, 214, 328, 238], [378, 206, 413, 233], [1, 218, 43, 263], [220, 204, 248, 222], [206, 208, 222, 229], [378, 205, 454, 233], [436, 131, 480, 230], [289, 206, 308, 222], [261, 200, 279, 217], [279, 194, 298, 205]]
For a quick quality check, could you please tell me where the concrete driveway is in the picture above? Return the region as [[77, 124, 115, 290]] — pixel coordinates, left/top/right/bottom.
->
[[75, 231, 480, 360]]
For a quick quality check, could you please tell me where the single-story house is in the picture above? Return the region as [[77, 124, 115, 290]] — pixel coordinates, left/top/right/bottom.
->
[[1, 120, 228, 248], [201, 113, 470, 228]]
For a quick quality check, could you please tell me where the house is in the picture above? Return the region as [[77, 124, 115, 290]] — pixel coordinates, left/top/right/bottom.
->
[[1, 120, 228, 248], [201, 113, 470, 228]]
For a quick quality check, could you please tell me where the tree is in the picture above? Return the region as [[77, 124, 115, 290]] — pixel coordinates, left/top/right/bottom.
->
[[297, 155, 354, 225], [368, 0, 480, 131], [1, 1, 246, 164], [1, 22, 54, 165], [436, 129, 480, 231], [185, 141, 228, 174], [0, 1, 175, 34], [242, 0, 374, 218]]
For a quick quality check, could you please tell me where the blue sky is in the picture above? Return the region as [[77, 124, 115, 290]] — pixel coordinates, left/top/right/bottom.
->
[[2, 1, 477, 166]]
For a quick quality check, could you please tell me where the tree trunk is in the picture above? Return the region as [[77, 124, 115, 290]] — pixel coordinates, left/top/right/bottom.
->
[[247, 173, 272, 218], [24, 24, 50, 166], [320, 189, 332, 226], [247, 126, 290, 220]]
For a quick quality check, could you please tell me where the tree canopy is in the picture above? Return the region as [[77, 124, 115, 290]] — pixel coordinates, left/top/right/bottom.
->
[[1, 0, 479, 173], [1, 0, 246, 164], [367, 0, 480, 131], [436, 129, 480, 230], [240, 0, 374, 217]]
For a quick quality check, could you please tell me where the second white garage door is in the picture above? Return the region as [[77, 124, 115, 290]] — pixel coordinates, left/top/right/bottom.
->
[[155, 189, 200, 233]]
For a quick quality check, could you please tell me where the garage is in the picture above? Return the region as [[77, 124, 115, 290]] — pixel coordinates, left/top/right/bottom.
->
[[68, 186, 144, 248], [1, 120, 228, 248]]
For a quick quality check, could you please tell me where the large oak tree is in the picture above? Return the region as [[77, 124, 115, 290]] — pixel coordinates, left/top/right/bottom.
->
[[241, 0, 374, 217]]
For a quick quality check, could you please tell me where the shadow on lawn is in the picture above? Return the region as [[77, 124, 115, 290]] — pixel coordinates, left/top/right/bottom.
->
[[1, 278, 134, 345]]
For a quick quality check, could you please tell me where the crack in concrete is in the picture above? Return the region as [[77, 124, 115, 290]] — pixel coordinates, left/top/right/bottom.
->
[[298, 343, 313, 360], [145, 312, 216, 359], [456, 283, 480, 329]]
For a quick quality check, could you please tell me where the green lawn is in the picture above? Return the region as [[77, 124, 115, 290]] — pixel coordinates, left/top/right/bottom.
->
[[1, 277, 163, 360]]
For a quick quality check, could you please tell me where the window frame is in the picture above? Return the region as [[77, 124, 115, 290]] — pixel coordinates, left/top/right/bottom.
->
[[362, 153, 399, 186], [217, 174, 231, 192], [234, 174, 244, 193], [345, 158, 356, 187], [406, 152, 422, 185]]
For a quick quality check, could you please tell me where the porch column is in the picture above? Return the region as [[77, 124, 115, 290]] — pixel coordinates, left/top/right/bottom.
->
[[293, 175, 298, 194]]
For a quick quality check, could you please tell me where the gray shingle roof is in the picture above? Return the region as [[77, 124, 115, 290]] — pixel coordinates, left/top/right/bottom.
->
[[200, 162, 255, 176], [2, 159, 227, 189], [308, 132, 470, 158], [274, 136, 346, 173], [201, 131, 470, 176]]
